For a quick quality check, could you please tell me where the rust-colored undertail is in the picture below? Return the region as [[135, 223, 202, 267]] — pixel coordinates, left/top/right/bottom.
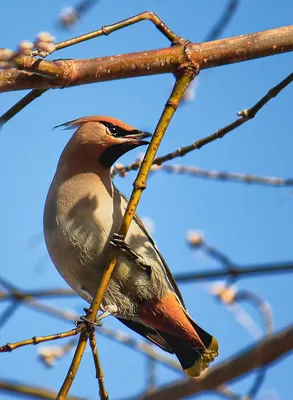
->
[[136, 292, 219, 377]]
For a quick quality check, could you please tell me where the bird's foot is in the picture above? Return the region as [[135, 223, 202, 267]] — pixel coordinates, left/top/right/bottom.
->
[[110, 233, 138, 260], [110, 233, 151, 273], [76, 310, 111, 328]]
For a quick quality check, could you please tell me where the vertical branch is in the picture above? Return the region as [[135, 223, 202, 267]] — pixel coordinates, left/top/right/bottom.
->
[[89, 329, 108, 400], [57, 65, 197, 399]]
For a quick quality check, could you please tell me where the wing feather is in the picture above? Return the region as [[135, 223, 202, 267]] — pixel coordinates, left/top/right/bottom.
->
[[120, 192, 186, 309]]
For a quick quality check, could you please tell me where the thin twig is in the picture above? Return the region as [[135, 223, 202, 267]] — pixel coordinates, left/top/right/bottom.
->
[[175, 262, 293, 283], [0, 327, 82, 353], [0, 89, 48, 127], [0, 301, 19, 328], [88, 329, 108, 400], [213, 286, 273, 399], [204, 0, 239, 42], [0, 288, 76, 301], [146, 357, 157, 393], [113, 71, 293, 177], [236, 291, 274, 334], [146, 164, 293, 187], [37, 11, 183, 57]]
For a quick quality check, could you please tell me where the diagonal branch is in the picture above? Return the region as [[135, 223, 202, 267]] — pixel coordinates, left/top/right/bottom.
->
[[0, 89, 48, 126], [203, 0, 239, 42], [139, 324, 293, 400], [56, 67, 198, 399], [113, 70, 293, 176]]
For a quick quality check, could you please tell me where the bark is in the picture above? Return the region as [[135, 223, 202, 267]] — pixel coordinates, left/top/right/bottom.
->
[[0, 25, 292, 92]]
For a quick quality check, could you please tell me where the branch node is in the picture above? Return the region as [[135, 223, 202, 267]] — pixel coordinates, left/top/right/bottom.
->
[[101, 26, 110, 36], [166, 99, 179, 110]]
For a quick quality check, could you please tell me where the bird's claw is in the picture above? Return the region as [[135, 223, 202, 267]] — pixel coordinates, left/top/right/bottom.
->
[[110, 233, 138, 260], [110, 234, 152, 274], [78, 315, 102, 328]]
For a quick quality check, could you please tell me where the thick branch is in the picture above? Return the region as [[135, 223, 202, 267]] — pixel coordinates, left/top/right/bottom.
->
[[140, 325, 293, 400], [1, 25, 293, 92]]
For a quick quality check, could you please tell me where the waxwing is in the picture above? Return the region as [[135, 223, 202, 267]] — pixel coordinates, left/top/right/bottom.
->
[[43, 116, 219, 376]]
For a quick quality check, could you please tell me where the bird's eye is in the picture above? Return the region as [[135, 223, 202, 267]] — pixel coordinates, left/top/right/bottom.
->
[[105, 124, 118, 136]]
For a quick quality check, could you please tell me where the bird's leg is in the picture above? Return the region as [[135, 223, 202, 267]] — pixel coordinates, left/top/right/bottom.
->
[[110, 233, 151, 273], [78, 309, 112, 327], [110, 233, 139, 259], [96, 310, 111, 324]]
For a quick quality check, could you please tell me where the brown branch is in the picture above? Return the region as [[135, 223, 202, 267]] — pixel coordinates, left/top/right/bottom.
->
[[88, 329, 108, 400], [1, 25, 293, 92], [1, 11, 182, 124], [0, 378, 85, 400], [0, 327, 82, 353], [139, 325, 293, 400]]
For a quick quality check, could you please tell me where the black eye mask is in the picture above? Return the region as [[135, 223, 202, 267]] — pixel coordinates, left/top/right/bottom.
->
[[99, 122, 151, 167], [102, 121, 139, 138]]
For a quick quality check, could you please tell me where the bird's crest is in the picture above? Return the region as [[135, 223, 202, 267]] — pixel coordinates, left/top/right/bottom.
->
[[54, 116, 136, 132]]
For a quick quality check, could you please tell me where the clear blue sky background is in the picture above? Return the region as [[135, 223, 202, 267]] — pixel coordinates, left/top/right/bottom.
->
[[0, 1, 292, 399]]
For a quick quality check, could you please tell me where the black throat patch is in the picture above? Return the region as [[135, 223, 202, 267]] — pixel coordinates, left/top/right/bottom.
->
[[99, 143, 140, 168]]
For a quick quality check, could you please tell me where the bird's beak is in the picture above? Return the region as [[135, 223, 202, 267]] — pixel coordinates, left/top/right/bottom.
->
[[120, 130, 152, 146]]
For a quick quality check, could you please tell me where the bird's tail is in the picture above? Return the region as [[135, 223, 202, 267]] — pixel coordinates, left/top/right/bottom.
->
[[159, 317, 219, 377], [139, 292, 219, 377]]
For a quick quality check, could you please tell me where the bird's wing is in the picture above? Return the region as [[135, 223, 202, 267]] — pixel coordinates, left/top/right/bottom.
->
[[117, 318, 174, 353], [120, 192, 186, 310]]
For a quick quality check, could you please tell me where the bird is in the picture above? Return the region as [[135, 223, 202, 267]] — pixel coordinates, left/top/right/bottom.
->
[[43, 115, 219, 377]]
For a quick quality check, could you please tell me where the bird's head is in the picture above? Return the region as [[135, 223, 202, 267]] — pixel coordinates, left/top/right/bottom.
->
[[56, 116, 152, 168]]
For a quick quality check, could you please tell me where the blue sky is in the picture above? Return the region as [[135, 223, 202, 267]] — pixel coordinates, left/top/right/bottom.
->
[[0, 1, 292, 399]]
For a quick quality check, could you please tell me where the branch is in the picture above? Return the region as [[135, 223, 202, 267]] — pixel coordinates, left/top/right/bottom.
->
[[148, 164, 293, 187], [0, 379, 85, 400], [0, 327, 82, 353], [174, 262, 293, 283], [139, 325, 293, 400], [56, 66, 197, 398], [88, 329, 108, 400], [203, 0, 239, 42], [1, 25, 293, 92], [113, 70, 293, 176], [0, 89, 48, 126], [0, 287, 76, 301]]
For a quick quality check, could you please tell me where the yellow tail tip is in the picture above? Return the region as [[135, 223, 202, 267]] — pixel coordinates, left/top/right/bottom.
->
[[184, 337, 219, 378]]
